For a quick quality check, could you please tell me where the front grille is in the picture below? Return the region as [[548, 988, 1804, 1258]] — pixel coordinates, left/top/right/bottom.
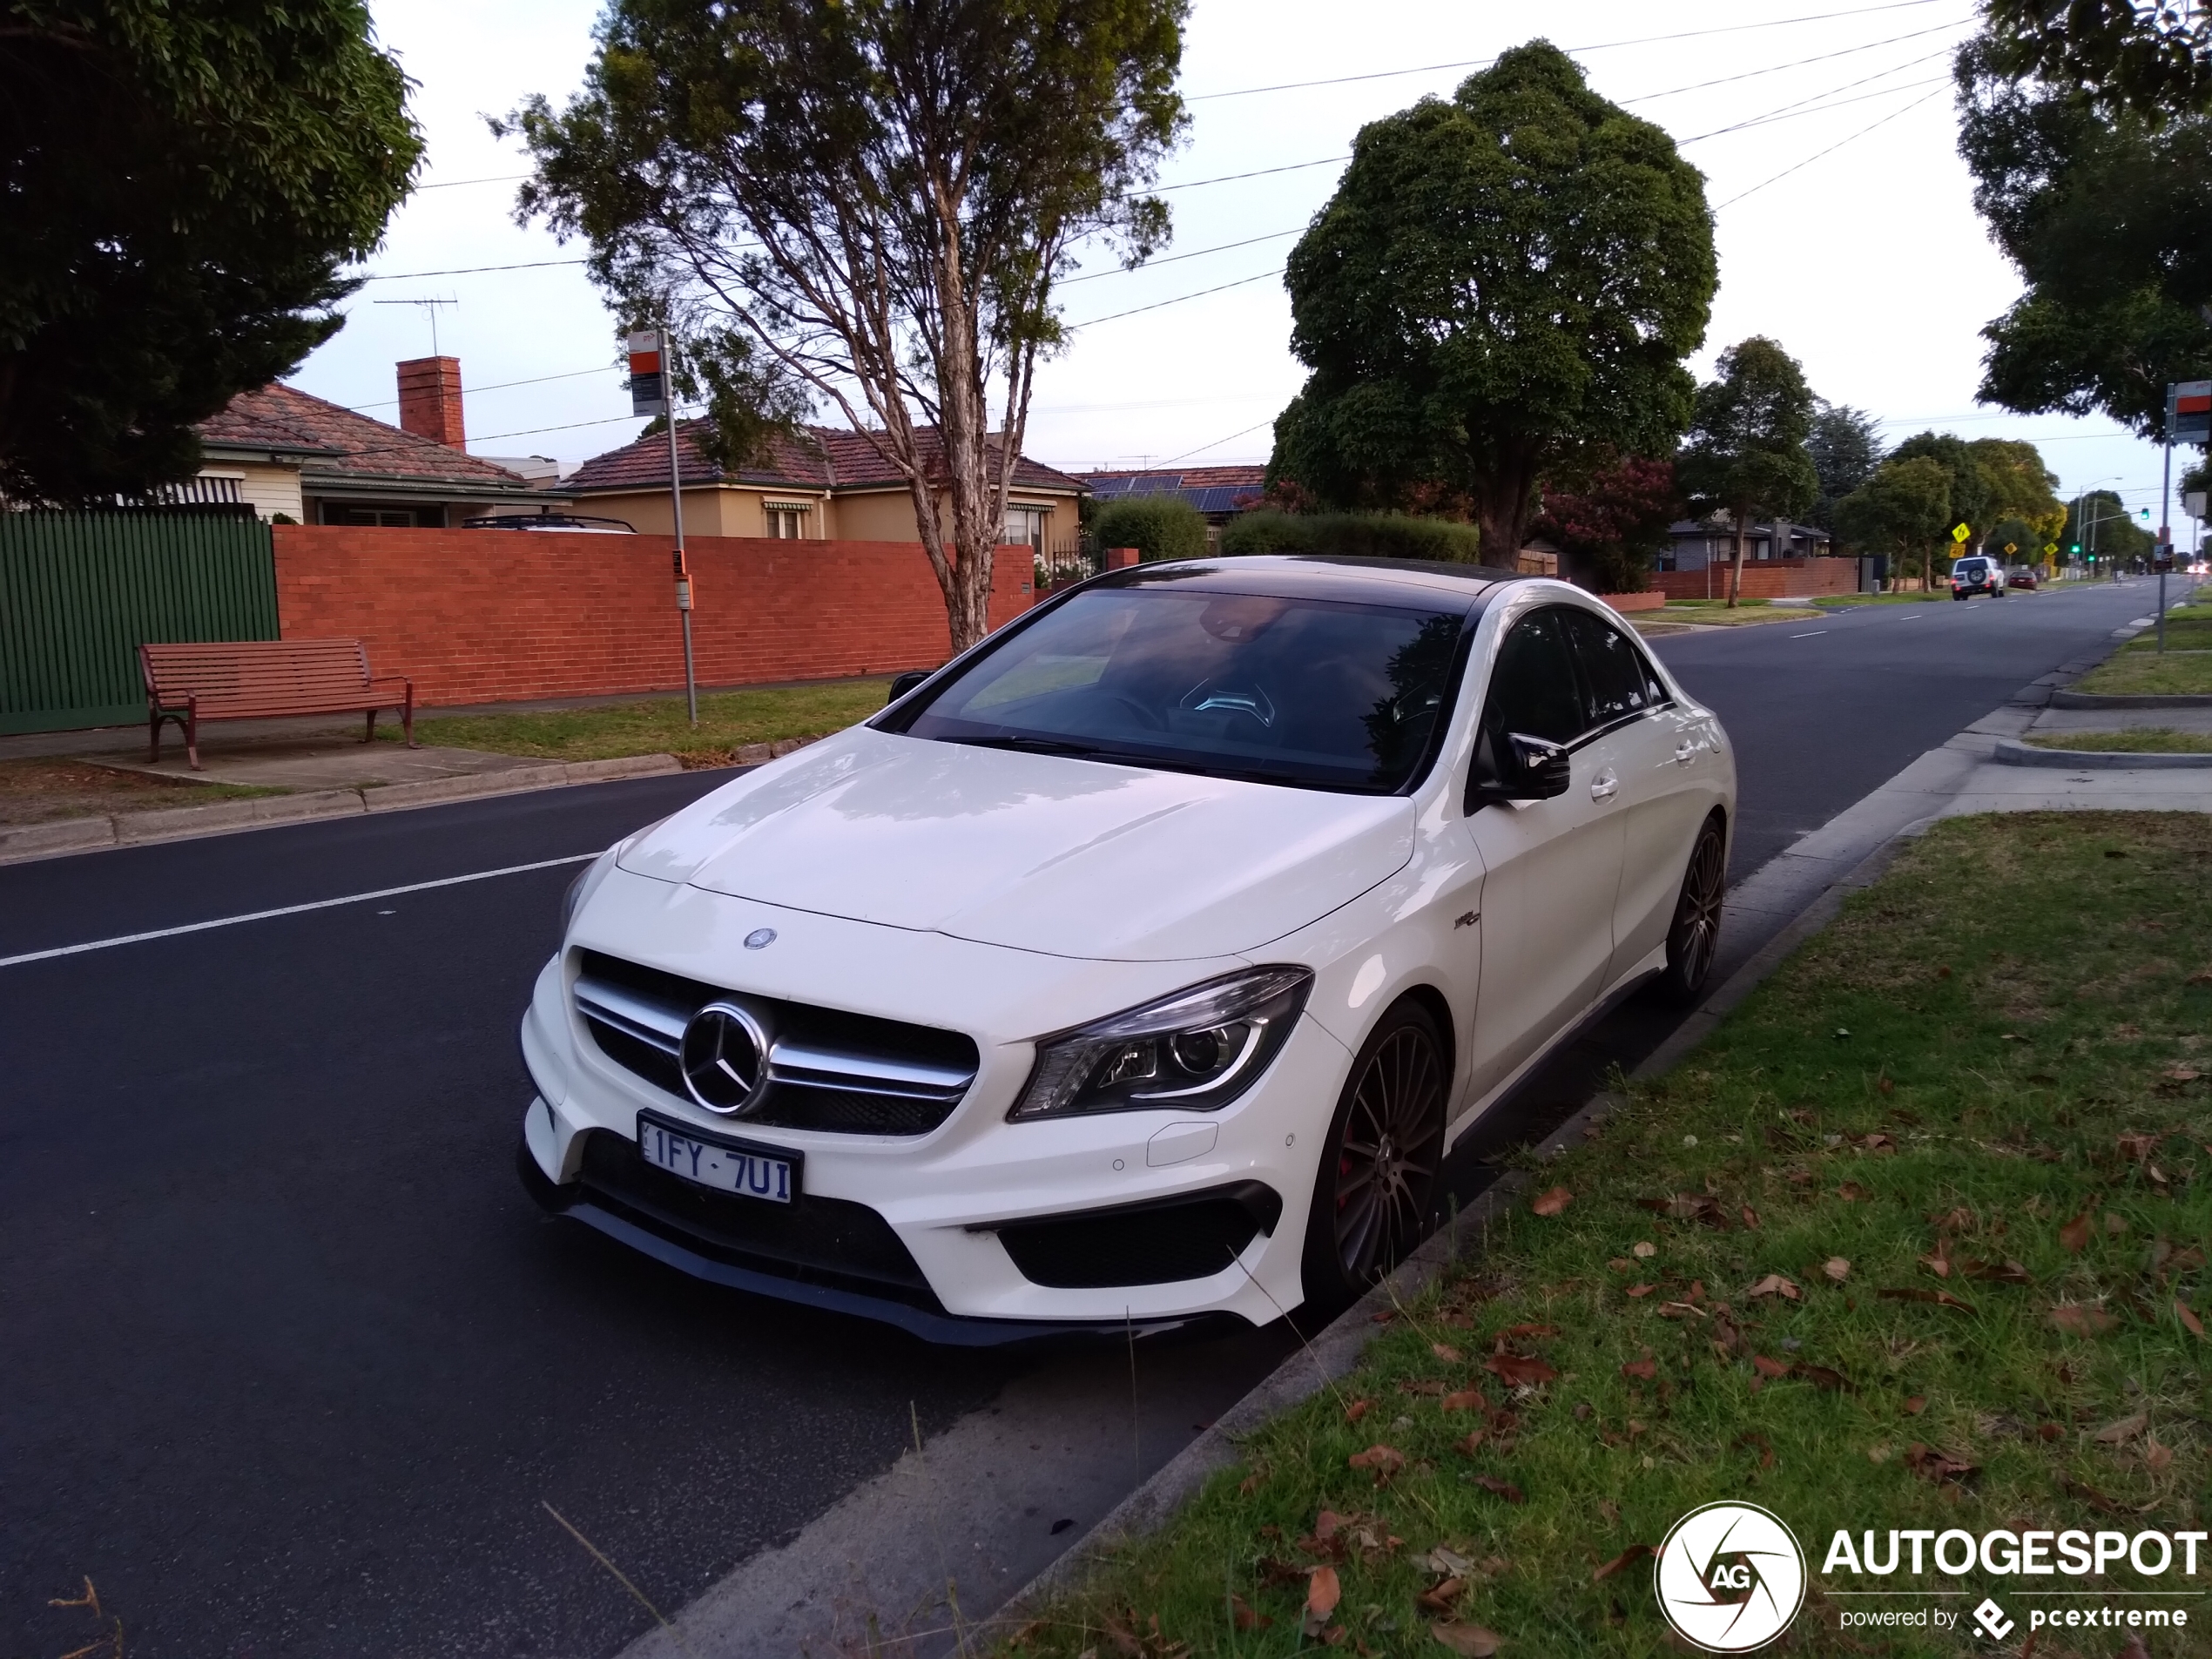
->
[[574, 1130, 932, 1294], [574, 950, 979, 1136], [995, 1182, 1284, 1289]]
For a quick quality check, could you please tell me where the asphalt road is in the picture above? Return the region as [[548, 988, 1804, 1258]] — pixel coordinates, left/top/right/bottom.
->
[[0, 580, 2167, 1657]]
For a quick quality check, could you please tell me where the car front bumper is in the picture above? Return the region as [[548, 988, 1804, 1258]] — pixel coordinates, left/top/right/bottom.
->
[[516, 878, 1352, 1337]]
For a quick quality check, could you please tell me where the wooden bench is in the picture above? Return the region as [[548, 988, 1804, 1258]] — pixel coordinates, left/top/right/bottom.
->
[[139, 640, 415, 770]]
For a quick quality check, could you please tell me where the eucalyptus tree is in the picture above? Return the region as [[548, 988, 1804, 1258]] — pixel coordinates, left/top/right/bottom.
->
[[502, 0, 1187, 651]]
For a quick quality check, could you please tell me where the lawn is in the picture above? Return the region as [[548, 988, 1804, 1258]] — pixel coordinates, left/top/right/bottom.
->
[[1656, 604, 1806, 627], [2024, 730, 2212, 754], [2117, 621, 2212, 654], [2074, 651, 2212, 698], [1663, 597, 1771, 608], [1813, 592, 1949, 607], [0, 759, 286, 826], [384, 678, 895, 766], [1004, 813, 2210, 1658]]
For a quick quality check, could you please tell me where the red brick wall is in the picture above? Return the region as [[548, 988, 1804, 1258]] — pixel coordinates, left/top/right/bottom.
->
[[274, 526, 1033, 709], [1651, 558, 1860, 602]]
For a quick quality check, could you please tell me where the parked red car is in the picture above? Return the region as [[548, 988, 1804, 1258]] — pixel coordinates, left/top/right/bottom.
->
[[2006, 569, 2039, 590]]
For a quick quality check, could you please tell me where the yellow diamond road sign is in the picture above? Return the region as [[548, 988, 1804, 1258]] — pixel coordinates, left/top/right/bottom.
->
[[1952, 523, 1971, 543], [2044, 543, 2057, 556]]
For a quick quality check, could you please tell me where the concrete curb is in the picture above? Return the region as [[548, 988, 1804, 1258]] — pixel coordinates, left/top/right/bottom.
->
[[2049, 690, 2212, 709], [1993, 737, 2212, 770], [0, 752, 685, 867]]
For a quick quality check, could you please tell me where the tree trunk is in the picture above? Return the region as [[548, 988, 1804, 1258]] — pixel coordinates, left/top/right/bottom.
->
[[1728, 507, 1748, 607], [1474, 448, 1542, 573]]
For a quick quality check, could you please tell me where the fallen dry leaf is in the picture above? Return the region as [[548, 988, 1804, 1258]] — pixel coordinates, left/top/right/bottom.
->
[[1624, 1284, 1656, 1298], [1903, 1442, 1979, 1484], [1904, 1396, 1927, 1416], [1416, 1577, 1464, 1615], [2051, 1304, 2119, 1338], [1482, 1352, 1558, 1387], [2059, 1211, 2094, 1253], [1347, 1446, 1405, 1476], [1592, 1544, 1653, 1582], [1608, 1257, 1633, 1272], [1961, 1258, 2033, 1285], [1430, 1622, 1502, 1656], [1838, 1182, 1869, 1203], [2145, 1439, 2175, 1474], [1501, 1323, 1558, 1339], [2177, 1299, 2206, 1339], [1823, 1258, 1851, 1284], [2161, 1067, 2201, 1085], [1441, 1388, 1487, 1413], [1468, 1474, 1524, 1504], [1307, 1564, 1341, 1620], [2093, 1412, 2149, 1445], [1750, 1354, 1791, 1379], [1919, 1240, 1951, 1279], [1620, 1359, 1657, 1381], [1741, 1204, 1760, 1229], [1531, 1185, 1573, 1217], [1231, 1595, 1272, 1631], [1432, 1343, 1463, 1363], [1345, 1399, 1373, 1424], [1795, 1364, 1853, 1393], [1631, 1240, 1656, 1258], [1747, 1273, 1801, 1301], [1453, 1429, 1487, 1457]]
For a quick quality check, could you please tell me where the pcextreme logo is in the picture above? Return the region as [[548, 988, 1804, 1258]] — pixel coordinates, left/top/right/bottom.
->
[[1655, 1502, 1808, 1652]]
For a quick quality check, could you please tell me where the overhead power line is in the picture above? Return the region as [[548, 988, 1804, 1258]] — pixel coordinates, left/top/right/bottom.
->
[[1710, 87, 1948, 209], [1185, 0, 1954, 99]]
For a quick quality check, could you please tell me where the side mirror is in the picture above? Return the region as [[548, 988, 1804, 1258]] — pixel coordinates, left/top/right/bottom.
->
[[887, 669, 931, 705], [1467, 728, 1572, 809]]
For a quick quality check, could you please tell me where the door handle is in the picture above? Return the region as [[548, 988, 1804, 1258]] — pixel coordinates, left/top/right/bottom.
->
[[1590, 771, 1619, 801], [1674, 740, 1696, 765]]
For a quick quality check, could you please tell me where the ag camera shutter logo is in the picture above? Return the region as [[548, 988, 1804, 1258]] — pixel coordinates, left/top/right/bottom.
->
[[1656, 1502, 1807, 1651]]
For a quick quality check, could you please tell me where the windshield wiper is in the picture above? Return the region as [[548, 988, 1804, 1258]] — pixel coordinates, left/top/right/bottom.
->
[[946, 734, 1103, 758]]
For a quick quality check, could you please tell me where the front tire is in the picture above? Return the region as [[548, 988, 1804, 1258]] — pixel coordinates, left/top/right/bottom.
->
[[1653, 814, 1726, 1006], [1300, 1000, 1447, 1312]]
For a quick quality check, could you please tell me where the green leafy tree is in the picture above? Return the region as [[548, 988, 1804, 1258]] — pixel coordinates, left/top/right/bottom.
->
[[0, 0, 421, 502], [1266, 41, 1714, 561], [1957, 35, 2212, 445], [1980, 0, 2209, 120], [502, 0, 1187, 653], [1971, 436, 2066, 547], [1676, 338, 1818, 605], [1833, 456, 1953, 591], [1805, 401, 1885, 532], [1094, 495, 1206, 563], [2062, 487, 2154, 570], [1887, 431, 1992, 549]]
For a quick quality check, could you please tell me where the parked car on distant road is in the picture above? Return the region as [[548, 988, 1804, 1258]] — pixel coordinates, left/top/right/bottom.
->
[[516, 557, 1737, 1340], [1950, 556, 2006, 598], [2006, 568, 2039, 590], [464, 510, 637, 533]]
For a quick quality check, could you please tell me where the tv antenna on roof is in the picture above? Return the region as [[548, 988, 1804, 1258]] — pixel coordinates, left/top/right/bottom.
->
[[372, 295, 458, 356]]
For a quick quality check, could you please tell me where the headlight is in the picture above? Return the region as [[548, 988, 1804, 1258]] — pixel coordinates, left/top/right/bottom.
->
[[1008, 966, 1312, 1122], [561, 817, 664, 937]]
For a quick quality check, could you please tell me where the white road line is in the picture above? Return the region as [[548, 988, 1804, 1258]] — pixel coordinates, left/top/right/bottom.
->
[[0, 853, 597, 970], [1790, 630, 1829, 638]]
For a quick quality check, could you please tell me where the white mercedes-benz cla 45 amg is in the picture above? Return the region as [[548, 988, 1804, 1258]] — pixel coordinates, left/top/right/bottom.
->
[[516, 557, 1734, 1341]]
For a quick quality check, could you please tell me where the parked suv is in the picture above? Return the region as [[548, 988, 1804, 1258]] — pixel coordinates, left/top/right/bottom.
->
[[1950, 556, 2005, 599]]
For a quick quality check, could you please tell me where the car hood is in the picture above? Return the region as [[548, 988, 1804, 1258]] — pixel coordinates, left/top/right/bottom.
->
[[618, 727, 1416, 961]]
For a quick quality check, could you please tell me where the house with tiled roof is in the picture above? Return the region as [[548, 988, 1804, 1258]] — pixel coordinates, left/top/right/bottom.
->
[[193, 356, 555, 526], [566, 420, 1087, 556]]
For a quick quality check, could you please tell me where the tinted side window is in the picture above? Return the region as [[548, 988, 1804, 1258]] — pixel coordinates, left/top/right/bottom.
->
[[1561, 609, 1660, 725], [1483, 609, 1588, 746]]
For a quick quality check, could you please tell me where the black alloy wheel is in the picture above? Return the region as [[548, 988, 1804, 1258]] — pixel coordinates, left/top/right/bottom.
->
[[1302, 1001, 1447, 1310], [1655, 815, 1726, 1006]]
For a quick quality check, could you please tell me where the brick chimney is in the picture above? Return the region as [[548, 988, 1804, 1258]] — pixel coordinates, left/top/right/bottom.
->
[[396, 356, 466, 447]]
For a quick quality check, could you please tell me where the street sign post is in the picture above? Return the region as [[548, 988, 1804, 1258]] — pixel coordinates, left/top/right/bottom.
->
[[628, 327, 698, 725]]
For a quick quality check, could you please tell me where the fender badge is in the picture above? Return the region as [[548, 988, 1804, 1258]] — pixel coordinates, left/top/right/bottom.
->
[[1453, 911, 1480, 929], [744, 927, 778, 949]]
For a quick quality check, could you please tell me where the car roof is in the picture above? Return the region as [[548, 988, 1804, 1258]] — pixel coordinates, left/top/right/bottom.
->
[[1091, 554, 1527, 609]]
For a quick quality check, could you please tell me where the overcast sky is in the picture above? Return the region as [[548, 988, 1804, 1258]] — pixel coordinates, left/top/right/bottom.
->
[[294, 0, 2186, 538]]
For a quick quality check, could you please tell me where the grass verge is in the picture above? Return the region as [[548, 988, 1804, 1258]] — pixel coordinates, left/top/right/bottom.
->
[[1656, 604, 1805, 628], [0, 759, 287, 826], [1006, 813, 2210, 1657], [381, 678, 894, 766], [2023, 731, 2212, 755], [1814, 592, 1949, 607], [2118, 623, 2212, 655], [1665, 597, 1771, 609], [2075, 651, 2212, 698]]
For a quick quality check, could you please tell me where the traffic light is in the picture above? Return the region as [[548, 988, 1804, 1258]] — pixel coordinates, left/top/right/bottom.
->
[[2070, 543, 2080, 554]]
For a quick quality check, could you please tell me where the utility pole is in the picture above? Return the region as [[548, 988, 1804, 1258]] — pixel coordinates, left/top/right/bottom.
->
[[628, 327, 698, 725]]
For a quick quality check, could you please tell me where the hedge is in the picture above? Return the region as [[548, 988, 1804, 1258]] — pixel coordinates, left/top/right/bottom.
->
[[1092, 496, 1209, 563], [1218, 509, 1483, 563]]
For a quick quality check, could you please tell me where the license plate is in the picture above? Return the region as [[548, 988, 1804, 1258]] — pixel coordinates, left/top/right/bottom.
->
[[637, 1113, 796, 1204]]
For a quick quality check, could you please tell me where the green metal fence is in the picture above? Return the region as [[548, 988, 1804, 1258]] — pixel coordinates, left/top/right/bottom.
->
[[0, 511, 279, 736]]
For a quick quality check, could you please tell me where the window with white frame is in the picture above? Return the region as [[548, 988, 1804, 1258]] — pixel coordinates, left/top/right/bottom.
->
[[764, 501, 810, 539], [1002, 503, 1049, 551]]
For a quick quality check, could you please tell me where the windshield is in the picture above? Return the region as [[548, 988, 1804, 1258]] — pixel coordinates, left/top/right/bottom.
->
[[884, 585, 1470, 792]]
